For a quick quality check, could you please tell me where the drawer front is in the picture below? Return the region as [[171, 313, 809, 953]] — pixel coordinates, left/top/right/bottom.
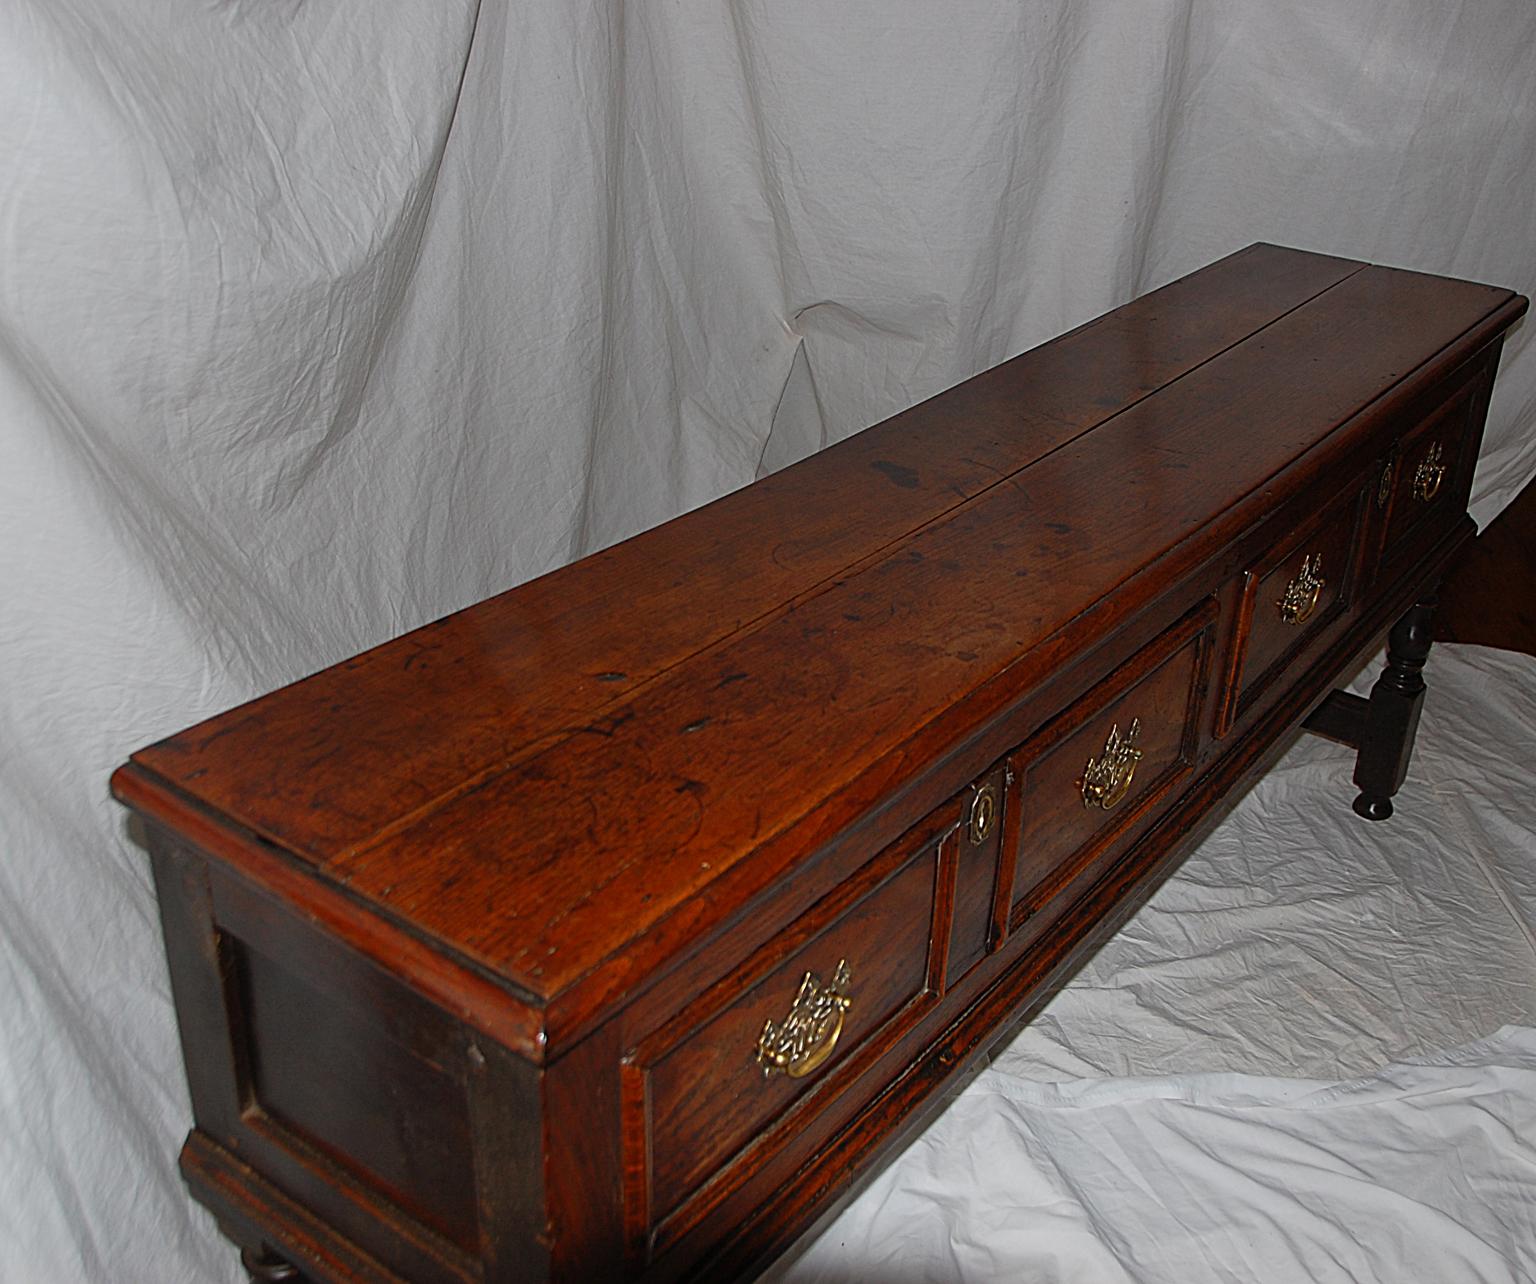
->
[[623, 804, 954, 1258], [1379, 374, 1481, 559], [1004, 602, 1215, 932], [1219, 482, 1367, 732]]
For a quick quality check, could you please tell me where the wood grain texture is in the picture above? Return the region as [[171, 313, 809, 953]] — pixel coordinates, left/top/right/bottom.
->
[[114, 248, 1528, 1284], [125, 243, 1365, 867], [115, 253, 1526, 1058], [675, 521, 1486, 1284], [640, 831, 939, 1235], [1008, 601, 1213, 929], [1225, 480, 1368, 728], [320, 260, 1522, 1037], [116, 253, 1523, 1050], [946, 762, 1006, 988]]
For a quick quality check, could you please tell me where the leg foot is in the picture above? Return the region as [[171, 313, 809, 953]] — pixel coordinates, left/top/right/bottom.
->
[[242, 1245, 306, 1284], [1351, 792, 1394, 822], [1351, 589, 1438, 820]]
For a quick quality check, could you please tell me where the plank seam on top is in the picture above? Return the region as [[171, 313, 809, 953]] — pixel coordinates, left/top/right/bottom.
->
[[327, 275, 1519, 1014], [321, 254, 1371, 867]]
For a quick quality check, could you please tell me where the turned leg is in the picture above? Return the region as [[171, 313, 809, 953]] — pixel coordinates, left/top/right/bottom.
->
[[241, 1244, 308, 1283], [1351, 591, 1438, 821]]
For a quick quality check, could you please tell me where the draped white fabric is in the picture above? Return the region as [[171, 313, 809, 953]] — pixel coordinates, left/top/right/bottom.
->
[[784, 1027, 1536, 1284], [2, 4, 1533, 1281]]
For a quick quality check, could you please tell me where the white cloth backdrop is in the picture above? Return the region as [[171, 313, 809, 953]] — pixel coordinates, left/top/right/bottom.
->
[[2, 3, 1534, 1281]]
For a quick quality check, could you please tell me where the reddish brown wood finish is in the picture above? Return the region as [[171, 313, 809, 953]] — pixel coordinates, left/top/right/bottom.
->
[[1218, 479, 1369, 734], [1007, 600, 1213, 933], [946, 762, 1007, 988], [121, 244, 1365, 869], [641, 828, 939, 1231], [113, 246, 1527, 1284]]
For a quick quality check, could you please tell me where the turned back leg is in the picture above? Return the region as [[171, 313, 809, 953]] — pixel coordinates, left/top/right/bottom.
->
[[1351, 593, 1438, 821], [1302, 590, 1441, 820]]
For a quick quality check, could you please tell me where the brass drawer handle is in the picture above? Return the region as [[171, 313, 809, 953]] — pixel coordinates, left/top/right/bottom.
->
[[968, 781, 998, 844], [1278, 553, 1325, 625], [1080, 718, 1142, 811], [755, 959, 852, 1079], [1413, 441, 1446, 502]]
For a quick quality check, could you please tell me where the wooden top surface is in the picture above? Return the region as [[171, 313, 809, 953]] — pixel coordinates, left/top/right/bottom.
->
[[116, 245, 1525, 1044]]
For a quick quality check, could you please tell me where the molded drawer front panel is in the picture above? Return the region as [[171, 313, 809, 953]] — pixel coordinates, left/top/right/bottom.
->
[[625, 812, 951, 1256], [1221, 483, 1366, 732], [1381, 375, 1481, 558], [1007, 602, 1214, 931]]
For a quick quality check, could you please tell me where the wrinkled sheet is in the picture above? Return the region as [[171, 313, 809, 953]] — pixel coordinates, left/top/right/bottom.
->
[[781, 646, 1536, 1283], [784, 1028, 1536, 1284], [3, 3, 1535, 1281]]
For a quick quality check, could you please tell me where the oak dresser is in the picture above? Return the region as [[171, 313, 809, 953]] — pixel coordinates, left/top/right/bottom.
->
[[113, 245, 1527, 1283]]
